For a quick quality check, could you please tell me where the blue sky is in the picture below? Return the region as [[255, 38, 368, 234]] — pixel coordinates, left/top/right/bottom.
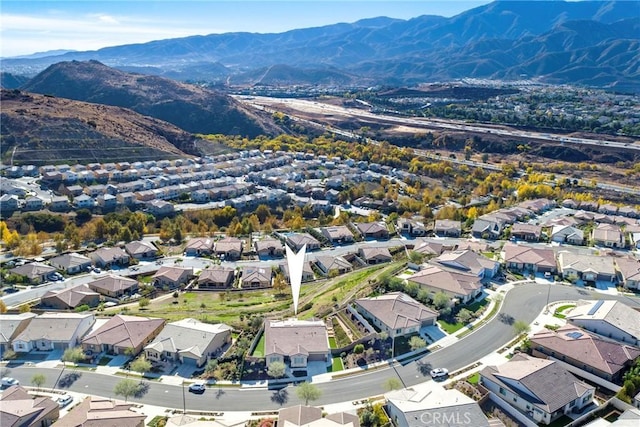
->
[[0, 1, 489, 57]]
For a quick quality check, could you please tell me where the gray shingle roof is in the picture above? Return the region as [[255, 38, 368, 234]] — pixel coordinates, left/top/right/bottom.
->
[[355, 292, 437, 330]]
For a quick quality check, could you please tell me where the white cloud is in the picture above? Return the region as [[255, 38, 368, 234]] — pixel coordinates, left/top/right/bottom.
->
[[0, 12, 215, 57]]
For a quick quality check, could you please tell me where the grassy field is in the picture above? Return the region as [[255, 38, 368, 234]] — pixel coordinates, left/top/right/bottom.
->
[[126, 262, 403, 328]]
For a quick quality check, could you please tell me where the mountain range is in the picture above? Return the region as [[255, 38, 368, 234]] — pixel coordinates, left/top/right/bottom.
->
[[1, 1, 638, 92]]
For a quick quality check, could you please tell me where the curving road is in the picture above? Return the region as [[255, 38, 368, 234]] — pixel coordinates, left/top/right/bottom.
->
[[6, 283, 640, 411]]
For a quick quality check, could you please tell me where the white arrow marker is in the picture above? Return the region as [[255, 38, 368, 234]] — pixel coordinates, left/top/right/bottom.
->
[[285, 243, 306, 316]]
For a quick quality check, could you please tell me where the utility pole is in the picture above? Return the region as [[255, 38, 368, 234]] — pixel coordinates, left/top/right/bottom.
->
[[182, 380, 186, 414]]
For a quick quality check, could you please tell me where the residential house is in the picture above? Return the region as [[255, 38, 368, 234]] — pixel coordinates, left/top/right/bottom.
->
[[480, 354, 594, 425], [315, 255, 353, 276], [0, 385, 59, 427], [152, 266, 194, 289], [616, 258, 640, 290], [433, 219, 462, 237], [49, 252, 92, 274], [599, 204, 619, 215], [9, 263, 56, 284], [558, 252, 616, 283], [12, 312, 95, 352], [88, 274, 139, 298], [355, 222, 389, 240], [0, 194, 20, 211], [397, 218, 427, 237], [619, 206, 639, 218], [124, 240, 158, 260], [358, 246, 392, 265], [551, 225, 585, 245], [240, 266, 272, 288], [54, 396, 144, 427], [184, 237, 214, 256], [510, 223, 543, 241], [214, 237, 243, 260], [117, 192, 137, 206], [96, 194, 117, 209], [49, 196, 70, 211], [530, 325, 640, 382], [264, 319, 330, 369], [411, 240, 446, 257], [354, 292, 437, 338], [254, 237, 284, 258], [386, 382, 490, 427], [562, 199, 579, 209], [23, 196, 44, 211], [40, 285, 100, 310], [518, 198, 556, 214], [407, 265, 482, 304], [81, 314, 165, 356], [285, 233, 321, 251], [320, 225, 354, 244], [502, 243, 557, 274], [580, 201, 599, 212], [145, 318, 232, 367], [277, 405, 360, 427], [73, 194, 95, 209], [432, 250, 499, 280], [592, 223, 624, 248], [471, 218, 502, 239], [146, 200, 174, 216], [280, 261, 315, 283], [566, 300, 640, 346], [197, 266, 235, 289], [90, 247, 130, 268], [0, 313, 36, 357]]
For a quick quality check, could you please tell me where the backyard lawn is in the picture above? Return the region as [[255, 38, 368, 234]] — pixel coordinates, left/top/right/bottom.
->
[[251, 332, 266, 357]]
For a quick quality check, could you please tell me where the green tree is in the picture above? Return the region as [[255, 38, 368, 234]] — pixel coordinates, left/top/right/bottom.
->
[[513, 320, 531, 336], [130, 355, 152, 380], [113, 379, 139, 402], [267, 361, 286, 378], [31, 373, 46, 389], [353, 344, 365, 355], [138, 298, 150, 309], [456, 308, 474, 324], [205, 359, 218, 375], [62, 347, 86, 366], [409, 336, 427, 352], [383, 377, 402, 391], [296, 381, 321, 405], [432, 292, 450, 309], [408, 251, 425, 264]]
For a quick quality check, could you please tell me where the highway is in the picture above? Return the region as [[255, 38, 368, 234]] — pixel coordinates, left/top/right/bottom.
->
[[235, 96, 639, 152], [5, 283, 640, 411], [235, 96, 640, 195]]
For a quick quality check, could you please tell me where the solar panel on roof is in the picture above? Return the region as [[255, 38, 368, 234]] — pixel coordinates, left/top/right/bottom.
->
[[566, 331, 583, 339], [587, 300, 604, 316]]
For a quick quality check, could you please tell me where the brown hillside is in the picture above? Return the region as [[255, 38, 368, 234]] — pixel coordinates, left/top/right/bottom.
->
[[1, 89, 194, 164]]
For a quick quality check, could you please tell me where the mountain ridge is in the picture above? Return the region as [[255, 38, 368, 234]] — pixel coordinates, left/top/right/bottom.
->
[[1, 1, 638, 91]]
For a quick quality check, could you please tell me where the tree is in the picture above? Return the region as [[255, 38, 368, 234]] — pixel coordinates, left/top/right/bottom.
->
[[113, 379, 139, 402], [18, 303, 31, 313], [62, 347, 85, 366], [0, 300, 6, 314], [383, 377, 402, 391], [353, 344, 365, 355], [138, 298, 150, 309], [432, 292, 450, 309], [513, 320, 531, 336], [408, 251, 425, 264], [409, 336, 427, 352], [456, 308, 474, 324], [205, 359, 218, 375], [296, 381, 321, 405], [2, 349, 17, 361], [130, 355, 152, 380], [31, 373, 46, 389], [267, 361, 286, 378]]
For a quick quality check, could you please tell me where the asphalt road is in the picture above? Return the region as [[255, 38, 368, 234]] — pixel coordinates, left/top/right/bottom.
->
[[6, 282, 639, 411]]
